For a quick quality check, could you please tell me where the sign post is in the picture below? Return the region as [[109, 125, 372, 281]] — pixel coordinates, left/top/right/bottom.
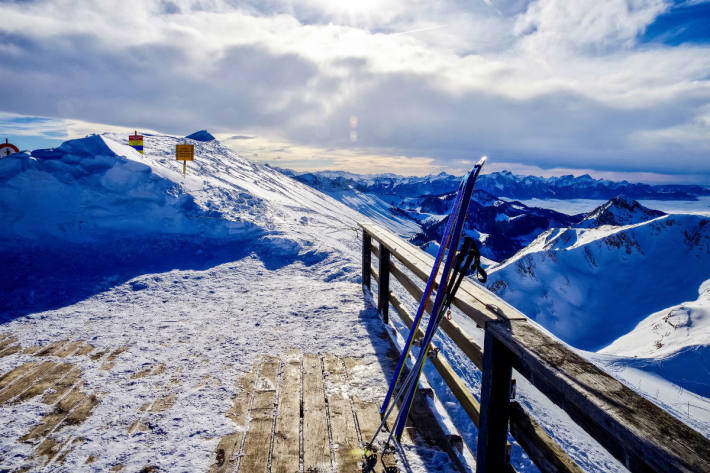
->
[[129, 131, 144, 153], [175, 142, 194, 175], [0, 138, 19, 157]]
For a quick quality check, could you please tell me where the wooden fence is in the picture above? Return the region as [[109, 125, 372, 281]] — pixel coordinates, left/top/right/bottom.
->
[[360, 222, 710, 473]]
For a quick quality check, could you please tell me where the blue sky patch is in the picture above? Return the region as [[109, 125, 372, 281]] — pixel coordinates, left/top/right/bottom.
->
[[641, 1, 710, 45]]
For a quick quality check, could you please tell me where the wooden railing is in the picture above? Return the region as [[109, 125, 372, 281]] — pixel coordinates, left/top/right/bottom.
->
[[360, 222, 710, 473]]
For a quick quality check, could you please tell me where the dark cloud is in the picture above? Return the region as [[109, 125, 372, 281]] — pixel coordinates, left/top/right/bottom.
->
[[0, 31, 322, 134]]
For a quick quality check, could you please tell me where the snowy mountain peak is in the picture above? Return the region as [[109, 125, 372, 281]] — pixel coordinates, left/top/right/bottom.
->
[[185, 130, 216, 142], [578, 194, 665, 228]]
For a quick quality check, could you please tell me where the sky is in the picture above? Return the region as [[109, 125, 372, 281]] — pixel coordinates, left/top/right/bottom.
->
[[0, 0, 709, 183]]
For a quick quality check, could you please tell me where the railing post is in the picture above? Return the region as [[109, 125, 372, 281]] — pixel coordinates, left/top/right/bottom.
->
[[378, 244, 390, 323], [362, 232, 372, 290], [477, 321, 513, 473]]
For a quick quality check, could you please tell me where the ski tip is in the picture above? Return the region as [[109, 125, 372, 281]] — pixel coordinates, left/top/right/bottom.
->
[[477, 155, 488, 167]]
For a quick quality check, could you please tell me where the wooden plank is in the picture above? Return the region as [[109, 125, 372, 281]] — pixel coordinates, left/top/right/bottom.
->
[[13, 363, 73, 404], [0, 362, 40, 391], [36, 436, 70, 465], [0, 335, 18, 351], [323, 355, 360, 472], [34, 339, 71, 357], [42, 367, 81, 405], [210, 364, 259, 473], [0, 361, 56, 404], [476, 328, 514, 473], [302, 354, 331, 472], [226, 365, 258, 426], [389, 268, 484, 369], [490, 320, 710, 473], [59, 393, 99, 429], [210, 433, 242, 473], [350, 396, 386, 473], [239, 357, 279, 472], [73, 342, 95, 356], [362, 222, 527, 325], [149, 393, 176, 412], [23, 345, 43, 355], [53, 341, 84, 358], [271, 359, 301, 473], [0, 343, 21, 357], [21, 385, 86, 443], [101, 346, 128, 370], [378, 245, 391, 323], [509, 401, 585, 473], [363, 232, 372, 290]]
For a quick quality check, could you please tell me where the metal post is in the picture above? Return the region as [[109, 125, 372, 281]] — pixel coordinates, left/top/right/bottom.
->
[[378, 245, 390, 324], [362, 233, 372, 290], [476, 322, 513, 473]]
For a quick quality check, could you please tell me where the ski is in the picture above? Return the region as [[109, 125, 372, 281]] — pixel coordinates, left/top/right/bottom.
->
[[393, 157, 486, 439], [379, 171, 469, 416], [363, 158, 486, 466]]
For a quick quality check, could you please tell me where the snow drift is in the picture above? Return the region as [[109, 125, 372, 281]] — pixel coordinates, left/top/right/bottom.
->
[[0, 132, 366, 316], [0, 133, 362, 252]]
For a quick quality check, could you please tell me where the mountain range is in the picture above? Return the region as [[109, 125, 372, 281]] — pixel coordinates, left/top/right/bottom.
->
[[279, 168, 710, 201]]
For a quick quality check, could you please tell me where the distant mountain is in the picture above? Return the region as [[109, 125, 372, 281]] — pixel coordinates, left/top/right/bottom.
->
[[485, 209, 710, 350], [278, 168, 463, 197], [280, 168, 709, 201], [411, 190, 582, 262], [185, 130, 216, 142], [577, 195, 665, 228]]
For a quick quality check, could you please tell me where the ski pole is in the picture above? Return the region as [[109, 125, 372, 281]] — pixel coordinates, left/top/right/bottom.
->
[[380, 174, 469, 416]]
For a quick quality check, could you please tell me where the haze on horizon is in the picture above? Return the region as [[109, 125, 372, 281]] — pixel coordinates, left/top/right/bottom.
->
[[1, 0, 709, 184]]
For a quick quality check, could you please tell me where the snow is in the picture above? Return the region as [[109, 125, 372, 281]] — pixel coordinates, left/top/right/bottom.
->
[[598, 279, 710, 397], [0, 133, 454, 472], [487, 214, 710, 351], [511, 196, 710, 217], [576, 195, 664, 228], [2, 132, 708, 472]]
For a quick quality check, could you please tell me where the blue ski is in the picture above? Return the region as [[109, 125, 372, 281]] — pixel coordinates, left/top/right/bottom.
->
[[379, 170, 470, 416], [393, 157, 486, 439]]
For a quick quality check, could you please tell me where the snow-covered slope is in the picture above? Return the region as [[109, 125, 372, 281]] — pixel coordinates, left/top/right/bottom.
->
[[0, 133, 371, 317], [0, 133, 363, 257], [486, 212, 710, 350], [599, 279, 710, 396]]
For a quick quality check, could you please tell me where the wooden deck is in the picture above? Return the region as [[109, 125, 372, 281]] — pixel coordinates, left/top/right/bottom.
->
[[0, 334, 438, 472], [208, 352, 412, 473]]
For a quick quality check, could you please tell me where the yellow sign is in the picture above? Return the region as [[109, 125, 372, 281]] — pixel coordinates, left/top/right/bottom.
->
[[175, 144, 194, 161]]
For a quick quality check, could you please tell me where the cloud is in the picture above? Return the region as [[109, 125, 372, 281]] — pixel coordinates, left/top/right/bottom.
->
[[0, 0, 709, 181]]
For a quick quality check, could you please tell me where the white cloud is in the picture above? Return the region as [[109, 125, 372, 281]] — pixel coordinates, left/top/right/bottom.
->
[[0, 0, 709, 179]]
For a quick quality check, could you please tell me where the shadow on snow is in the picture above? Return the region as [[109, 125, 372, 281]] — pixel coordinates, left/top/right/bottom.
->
[[0, 234, 327, 322]]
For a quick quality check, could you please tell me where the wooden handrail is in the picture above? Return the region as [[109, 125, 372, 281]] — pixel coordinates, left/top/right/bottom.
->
[[360, 221, 710, 473]]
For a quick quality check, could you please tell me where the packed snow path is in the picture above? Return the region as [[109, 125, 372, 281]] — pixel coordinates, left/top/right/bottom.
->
[[0, 255, 457, 472]]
